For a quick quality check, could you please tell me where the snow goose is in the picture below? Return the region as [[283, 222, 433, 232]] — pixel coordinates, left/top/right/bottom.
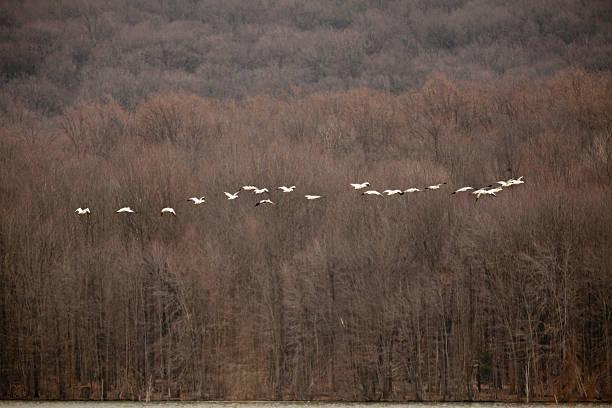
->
[[404, 188, 421, 193], [278, 186, 296, 192], [305, 195, 323, 200], [508, 176, 525, 186], [362, 190, 382, 196], [383, 189, 404, 196], [472, 185, 494, 200], [451, 186, 474, 195], [253, 188, 269, 194], [75, 207, 90, 215], [350, 182, 370, 190], [426, 183, 447, 190], [255, 199, 275, 207], [473, 190, 492, 200], [116, 207, 135, 213], [496, 180, 512, 187], [161, 207, 176, 216], [224, 192, 240, 200], [479, 187, 503, 199], [188, 196, 206, 204], [241, 186, 258, 191]]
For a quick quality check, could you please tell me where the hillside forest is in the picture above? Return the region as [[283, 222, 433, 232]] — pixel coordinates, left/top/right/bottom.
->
[[1, 0, 612, 403]]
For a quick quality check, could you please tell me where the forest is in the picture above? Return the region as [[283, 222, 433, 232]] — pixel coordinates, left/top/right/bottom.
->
[[1, 0, 611, 111], [1, 0, 611, 403]]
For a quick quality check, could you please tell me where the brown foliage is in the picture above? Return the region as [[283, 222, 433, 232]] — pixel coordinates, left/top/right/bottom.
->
[[0, 70, 611, 401], [2, 0, 611, 112]]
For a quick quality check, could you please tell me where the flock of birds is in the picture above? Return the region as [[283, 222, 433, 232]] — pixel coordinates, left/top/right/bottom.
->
[[74, 176, 525, 216]]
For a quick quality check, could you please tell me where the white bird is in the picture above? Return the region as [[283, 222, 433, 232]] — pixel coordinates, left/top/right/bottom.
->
[[161, 207, 176, 216], [224, 192, 239, 200], [116, 207, 135, 213], [305, 195, 323, 200], [241, 185, 258, 191], [488, 187, 503, 195], [255, 199, 275, 207], [188, 196, 206, 204], [480, 190, 498, 199], [507, 176, 525, 186], [473, 190, 490, 200], [404, 188, 421, 193], [452, 186, 474, 195], [383, 189, 404, 196], [75, 207, 90, 215], [350, 182, 370, 190], [496, 180, 512, 187], [472, 185, 494, 200], [253, 188, 269, 194], [278, 186, 296, 192], [426, 183, 447, 190], [362, 190, 382, 196]]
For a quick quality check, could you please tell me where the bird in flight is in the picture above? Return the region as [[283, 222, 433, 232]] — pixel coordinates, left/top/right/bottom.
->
[[305, 195, 323, 200], [426, 183, 447, 190], [161, 207, 176, 216], [255, 199, 275, 207], [487, 186, 503, 195], [472, 185, 494, 200], [224, 192, 240, 200], [188, 196, 206, 204], [507, 176, 524, 186], [452, 186, 474, 194], [278, 186, 296, 192], [116, 207, 135, 213], [75, 207, 90, 215], [496, 180, 512, 187], [350, 182, 370, 190]]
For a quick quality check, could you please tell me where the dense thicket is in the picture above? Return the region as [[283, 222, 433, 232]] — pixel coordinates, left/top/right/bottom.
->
[[1, 0, 611, 114], [0, 70, 611, 401], [1, 0, 611, 402]]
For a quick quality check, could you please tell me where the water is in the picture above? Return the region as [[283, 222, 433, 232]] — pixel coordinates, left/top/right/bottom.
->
[[0, 402, 609, 408]]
